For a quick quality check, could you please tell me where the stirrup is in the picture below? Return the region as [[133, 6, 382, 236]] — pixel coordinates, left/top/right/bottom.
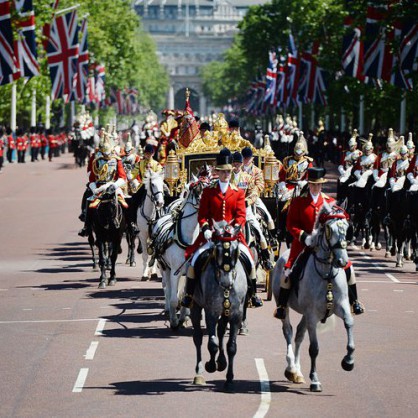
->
[[273, 306, 287, 319], [251, 295, 263, 308], [351, 301, 365, 315], [78, 227, 90, 237]]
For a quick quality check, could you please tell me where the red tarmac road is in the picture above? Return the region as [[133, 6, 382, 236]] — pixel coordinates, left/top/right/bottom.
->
[[0, 153, 417, 418]]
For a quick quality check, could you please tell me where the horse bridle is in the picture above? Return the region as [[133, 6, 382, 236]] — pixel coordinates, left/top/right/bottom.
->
[[313, 219, 348, 279], [147, 180, 164, 205]]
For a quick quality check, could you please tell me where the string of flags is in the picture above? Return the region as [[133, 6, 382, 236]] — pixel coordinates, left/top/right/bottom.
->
[[244, 4, 418, 116], [0, 0, 139, 115]]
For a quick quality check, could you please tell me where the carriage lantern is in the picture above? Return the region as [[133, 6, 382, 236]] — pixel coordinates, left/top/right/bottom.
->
[[165, 150, 180, 195], [263, 150, 280, 197]]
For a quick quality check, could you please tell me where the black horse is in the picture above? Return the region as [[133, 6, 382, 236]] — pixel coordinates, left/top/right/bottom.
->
[[91, 190, 126, 288], [407, 190, 418, 271]]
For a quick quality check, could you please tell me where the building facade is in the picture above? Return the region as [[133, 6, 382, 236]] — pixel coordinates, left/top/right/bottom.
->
[[133, 0, 266, 116]]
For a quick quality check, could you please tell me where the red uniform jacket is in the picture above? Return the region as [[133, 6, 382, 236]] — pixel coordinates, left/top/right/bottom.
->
[[7, 135, 15, 149], [185, 182, 247, 259], [285, 192, 335, 269]]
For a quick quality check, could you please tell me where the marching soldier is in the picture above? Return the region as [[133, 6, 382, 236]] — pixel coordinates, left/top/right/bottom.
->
[[16, 128, 28, 163], [274, 167, 364, 320], [0, 127, 5, 173], [6, 127, 15, 163]]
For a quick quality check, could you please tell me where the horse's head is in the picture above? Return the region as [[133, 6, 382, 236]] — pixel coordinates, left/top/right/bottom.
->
[[97, 191, 122, 230], [212, 220, 241, 288], [187, 176, 211, 208], [315, 202, 350, 268], [143, 169, 165, 209]]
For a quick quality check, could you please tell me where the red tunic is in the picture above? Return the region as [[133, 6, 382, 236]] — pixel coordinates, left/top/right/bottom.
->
[[285, 192, 335, 269], [185, 182, 247, 259]]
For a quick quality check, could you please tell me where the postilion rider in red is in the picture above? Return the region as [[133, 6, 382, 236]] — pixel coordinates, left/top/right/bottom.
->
[[181, 153, 256, 308], [274, 167, 364, 320]]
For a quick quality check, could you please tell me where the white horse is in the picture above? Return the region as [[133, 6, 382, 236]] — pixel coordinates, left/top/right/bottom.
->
[[272, 203, 356, 392], [151, 177, 209, 329], [136, 169, 165, 279]]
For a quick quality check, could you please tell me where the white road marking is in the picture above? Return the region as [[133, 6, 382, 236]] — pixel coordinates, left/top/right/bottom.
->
[[0, 288, 8, 291], [95, 318, 107, 336], [62, 307, 71, 310], [367, 309, 378, 312], [405, 311, 415, 313], [72, 368, 89, 393], [393, 289, 404, 293], [358, 280, 416, 284], [0, 318, 100, 324], [84, 341, 99, 360], [385, 273, 400, 283], [254, 358, 271, 418], [351, 245, 358, 250], [23, 308, 32, 311]]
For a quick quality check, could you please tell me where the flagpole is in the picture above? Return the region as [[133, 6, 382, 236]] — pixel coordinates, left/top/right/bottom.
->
[[70, 101, 76, 127], [45, 95, 51, 130], [54, 4, 80, 16], [400, 92, 406, 135], [298, 102, 303, 131], [31, 89, 37, 127], [359, 95, 364, 136], [11, 82, 17, 134], [341, 107, 346, 133]]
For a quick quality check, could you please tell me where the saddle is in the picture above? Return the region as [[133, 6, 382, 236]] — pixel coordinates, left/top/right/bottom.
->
[[193, 246, 253, 291], [288, 248, 313, 296]]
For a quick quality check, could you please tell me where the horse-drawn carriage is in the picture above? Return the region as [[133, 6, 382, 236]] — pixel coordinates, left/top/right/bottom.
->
[[161, 127, 283, 300]]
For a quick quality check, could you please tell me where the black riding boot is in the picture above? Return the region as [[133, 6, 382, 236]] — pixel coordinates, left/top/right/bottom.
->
[[78, 209, 92, 237], [250, 278, 263, 308], [261, 248, 274, 271], [274, 288, 291, 319], [348, 283, 364, 315], [181, 266, 196, 308]]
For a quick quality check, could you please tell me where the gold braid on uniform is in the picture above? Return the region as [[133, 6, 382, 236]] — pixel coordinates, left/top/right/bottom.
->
[[92, 159, 109, 183]]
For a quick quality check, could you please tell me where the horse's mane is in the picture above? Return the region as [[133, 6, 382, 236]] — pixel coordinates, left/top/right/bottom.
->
[[314, 201, 347, 230]]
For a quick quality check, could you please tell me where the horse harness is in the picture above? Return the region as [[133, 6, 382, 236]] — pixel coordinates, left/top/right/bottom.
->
[[313, 219, 348, 323]]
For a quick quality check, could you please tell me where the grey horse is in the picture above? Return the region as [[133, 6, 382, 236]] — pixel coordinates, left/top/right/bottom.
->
[[272, 203, 356, 392], [190, 221, 248, 392]]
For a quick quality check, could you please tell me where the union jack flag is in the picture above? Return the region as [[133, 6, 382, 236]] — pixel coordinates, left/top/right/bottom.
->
[[363, 5, 388, 80], [299, 42, 328, 106], [46, 10, 79, 100], [13, 0, 39, 79], [75, 18, 89, 103], [275, 52, 288, 108], [263, 49, 278, 106], [341, 16, 364, 81], [0, 0, 16, 85], [286, 34, 301, 107], [399, 20, 418, 71]]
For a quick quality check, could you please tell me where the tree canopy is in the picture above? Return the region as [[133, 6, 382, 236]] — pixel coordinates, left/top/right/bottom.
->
[[0, 0, 168, 128], [201, 0, 418, 132]]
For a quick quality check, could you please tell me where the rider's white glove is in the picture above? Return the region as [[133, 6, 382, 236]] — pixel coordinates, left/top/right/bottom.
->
[[127, 172, 133, 181], [304, 234, 314, 247], [204, 229, 213, 241], [95, 185, 107, 194]]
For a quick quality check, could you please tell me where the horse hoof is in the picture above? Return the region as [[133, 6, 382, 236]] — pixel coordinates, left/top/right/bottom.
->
[[98, 281, 106, 289], [170, 323, 180, 331], [385, 251, 391, 258], [108, 279, 116, 286], [130, 262, 136, 267], [376, 243, 382, 250], [285, 370, 305, 384], [310, 383, 322, 392], [223, 381, 235, 393], [193, 375, 206, 385], [141, 276, 148, 281], [217, 357, 227, 372], [92, 266, 99, 272], [396, 263, 402, 268], [205, 361, 217, 374], [341, 359, 354, 371]]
